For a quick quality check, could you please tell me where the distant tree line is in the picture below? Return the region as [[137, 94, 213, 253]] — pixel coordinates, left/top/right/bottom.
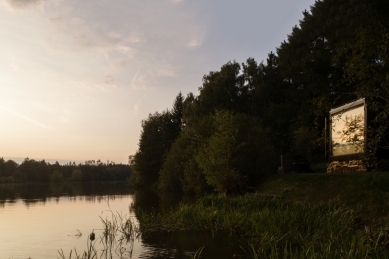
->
[[131, 0, 389, 195], [0, 157, 131, 183]]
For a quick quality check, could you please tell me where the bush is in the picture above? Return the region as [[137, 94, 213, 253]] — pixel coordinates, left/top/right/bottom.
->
[[68, 169, 83, 182], [50, 170, 64, 182], [196, 110, 277, 194]]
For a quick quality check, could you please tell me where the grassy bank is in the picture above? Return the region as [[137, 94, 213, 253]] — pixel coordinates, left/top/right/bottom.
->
[[136, 195, 389, 258], [134, 172, 389, 258], [257, 172, 389, 219]]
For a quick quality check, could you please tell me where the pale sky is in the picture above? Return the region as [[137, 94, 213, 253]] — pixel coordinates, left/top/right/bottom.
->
[[0, 0, 315, 164]]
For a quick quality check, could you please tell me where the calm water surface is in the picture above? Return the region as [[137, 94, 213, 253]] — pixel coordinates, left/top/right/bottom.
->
[[0, 183, 246, 259]]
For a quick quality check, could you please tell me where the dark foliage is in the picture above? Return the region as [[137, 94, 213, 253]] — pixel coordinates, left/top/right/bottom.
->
[[0, 157, 131, 183], [131, 0, 389, 194]]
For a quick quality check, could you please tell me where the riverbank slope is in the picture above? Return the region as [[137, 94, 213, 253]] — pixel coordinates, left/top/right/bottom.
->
[[257, 172, 389, 220]]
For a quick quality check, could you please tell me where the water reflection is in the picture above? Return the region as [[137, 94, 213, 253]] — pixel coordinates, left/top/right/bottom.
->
[[0, 183, 246, 259], [132, 189, 196, 212], [131, 190, 246, 258], [0, 182, 132, 207], [139, 231, 245, 259]]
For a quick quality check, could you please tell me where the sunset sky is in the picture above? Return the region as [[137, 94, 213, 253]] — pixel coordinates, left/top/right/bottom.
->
[[0, 0, 315, 164]]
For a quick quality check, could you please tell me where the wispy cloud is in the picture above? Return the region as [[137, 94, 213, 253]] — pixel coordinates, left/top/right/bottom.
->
[[1, 0, 318, 163], [5, 108, 71, 137], [104, 74, 115, 85], [109, 59, 126, 69], [131, 75, 149, 90], [5, 108, 47, 128], [84, 74, 120, 92], [6, 0, 46, 9], [130, 61, 143, 89], [156, 65, 176, 77], [5, 0, 207, 92]]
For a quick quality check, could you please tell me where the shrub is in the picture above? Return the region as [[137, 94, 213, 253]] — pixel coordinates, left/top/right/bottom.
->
[[50, 170, 64, 182], [68, 169, 83, 182]]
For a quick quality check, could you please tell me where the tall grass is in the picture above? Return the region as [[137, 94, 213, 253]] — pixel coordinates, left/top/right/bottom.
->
[[189, 246, 204, 259], [135, 194, 389, 258], [99, 209, 140, 258], [58, 238, 97, 259], [59, 200, 140, 259]]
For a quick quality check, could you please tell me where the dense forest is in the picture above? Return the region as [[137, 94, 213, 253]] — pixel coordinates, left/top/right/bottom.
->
[[130, 0, 389, 195], [0, 157, 131, 183]]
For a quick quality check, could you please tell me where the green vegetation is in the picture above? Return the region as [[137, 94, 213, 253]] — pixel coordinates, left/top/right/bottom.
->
[[257, 172, 389, 219], [59, 206, 140, 259], [58, 239, 97, 259], [53, 173, 389, 258], [50, 170, 64, 182], [0, 157, 131, 183], [135, 193, 389, 258], [196, 110, 276, 194], [59, 0, 389, 256], [69, 169, 83, 182], [130, 0, 389, 195], [129, 92, 184, 189], [129, 172, 389, 258]]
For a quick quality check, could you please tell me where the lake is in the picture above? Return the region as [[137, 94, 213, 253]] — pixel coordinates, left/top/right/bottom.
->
[[0, 182, 246, 259]]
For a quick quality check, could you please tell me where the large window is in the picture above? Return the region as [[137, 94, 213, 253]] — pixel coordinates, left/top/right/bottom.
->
[[330, 99, 366, 158]]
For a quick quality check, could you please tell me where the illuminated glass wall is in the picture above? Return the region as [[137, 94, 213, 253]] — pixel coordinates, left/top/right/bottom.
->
[[330, 99, 366, 157]]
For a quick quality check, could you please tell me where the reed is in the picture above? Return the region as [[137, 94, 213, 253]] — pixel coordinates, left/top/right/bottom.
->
[[99, 208, 140, 258], [59, 202, 140, 259], [189, 246, 204, 259], [58, 238, 97, 259]]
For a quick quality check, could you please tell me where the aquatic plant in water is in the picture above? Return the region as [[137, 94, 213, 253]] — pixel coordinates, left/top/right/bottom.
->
[[58, 198, 140, 259], [58, 238, 97, 259]]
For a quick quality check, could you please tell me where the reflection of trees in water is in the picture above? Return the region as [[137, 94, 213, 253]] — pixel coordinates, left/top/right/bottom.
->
[[132, 190, 196, 214], [337, 114, 364, 153], [132, 189, 160, 212], [0, 182, 131, 207], [139, 231, 244, 259], [69, 182, 83, 196], [0, 184, 16, 208], [50, 182, 65, 196]]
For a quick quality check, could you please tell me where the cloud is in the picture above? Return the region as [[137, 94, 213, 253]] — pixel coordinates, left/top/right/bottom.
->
[[41, 1, 206, 54], [108, 32, 121, 39], [5, 108, 47, 128], [131, 75, 149, 90], [132, 99, 142, 115], [104, 75, 115, 86], [88, 75, 119, 91], [6, 0, 46, 9], [48, 15, 62, 25], [110, 60, 126, 69], [156, 66, 176, 77], [115, 44, 135, 56], [188, 39, 201, 48], [129, 61, 143, 88], [6, 0, 208, 92]]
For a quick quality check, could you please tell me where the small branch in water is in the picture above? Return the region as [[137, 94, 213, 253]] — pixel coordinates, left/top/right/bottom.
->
[[68, 229, 82, 239]]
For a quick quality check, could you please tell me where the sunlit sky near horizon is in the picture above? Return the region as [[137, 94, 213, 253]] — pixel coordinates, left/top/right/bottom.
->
[[1, 0, 315, 165]]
